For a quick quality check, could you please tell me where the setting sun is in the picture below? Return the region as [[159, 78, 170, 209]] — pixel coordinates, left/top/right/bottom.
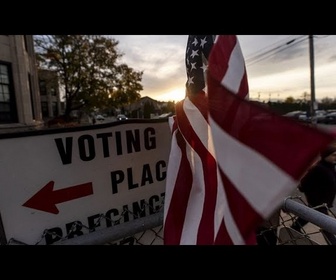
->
[[154, 88, 185, 102]]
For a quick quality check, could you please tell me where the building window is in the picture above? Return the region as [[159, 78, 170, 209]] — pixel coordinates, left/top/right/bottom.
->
[[52, 101, 58, 117], [23, 36, 28, 52], [39, 79, 47, 95], [28, 73, 36, 120], [0, 62, 17, 123], [41, 101, 48, 118], [50, 86, 57, 96]]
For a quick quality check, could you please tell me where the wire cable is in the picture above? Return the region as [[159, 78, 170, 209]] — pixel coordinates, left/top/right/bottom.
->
[[246, 35, 308, 66]]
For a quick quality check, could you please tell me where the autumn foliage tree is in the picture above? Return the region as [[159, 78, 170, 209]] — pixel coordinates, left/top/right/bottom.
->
[[34, 35, 143, 120]]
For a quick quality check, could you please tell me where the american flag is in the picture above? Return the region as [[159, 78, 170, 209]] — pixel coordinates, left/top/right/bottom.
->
[[163, 35, 334, 245]]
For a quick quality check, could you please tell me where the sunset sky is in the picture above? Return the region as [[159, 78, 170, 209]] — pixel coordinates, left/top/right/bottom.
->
[[111, 35, 336, 103]]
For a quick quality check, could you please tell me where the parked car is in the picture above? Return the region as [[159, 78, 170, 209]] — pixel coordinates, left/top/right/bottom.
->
[[155, 112, 173, 119], [320, 112, 336, 124], [116, 114, 128, 121], [96, 115, 105, 121], [283, 111, 308, 122]]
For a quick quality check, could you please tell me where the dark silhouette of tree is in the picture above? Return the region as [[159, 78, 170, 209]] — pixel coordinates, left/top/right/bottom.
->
[[284, 96, 295, 104], [162, 101, 176, 114], [34, 35, 143, 120]]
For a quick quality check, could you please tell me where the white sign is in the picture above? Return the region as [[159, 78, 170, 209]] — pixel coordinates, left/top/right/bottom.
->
[[0, 120, 171, 245]]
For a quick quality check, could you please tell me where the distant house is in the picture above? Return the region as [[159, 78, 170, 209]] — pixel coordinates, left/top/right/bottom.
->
[[38, 69, 63, 120], [126, 96, 169, 119], [0, 35, 42, 132]]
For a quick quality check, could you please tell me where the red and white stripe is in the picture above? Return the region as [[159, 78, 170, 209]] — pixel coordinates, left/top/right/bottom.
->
[[163, 35, 334, 245]]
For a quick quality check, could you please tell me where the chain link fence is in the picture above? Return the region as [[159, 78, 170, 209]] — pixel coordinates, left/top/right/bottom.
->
[[6, 200, 165, 245], [257, 193, 336, 245], [260, 199, 334, 245], [4, 192, 336, 245]]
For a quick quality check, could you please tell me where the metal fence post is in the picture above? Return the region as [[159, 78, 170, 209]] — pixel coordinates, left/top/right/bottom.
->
[[282, 198, 336, 234]]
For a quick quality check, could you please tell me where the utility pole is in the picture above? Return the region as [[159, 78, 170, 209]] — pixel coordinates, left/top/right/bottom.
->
[[309, 35, 316, 125]]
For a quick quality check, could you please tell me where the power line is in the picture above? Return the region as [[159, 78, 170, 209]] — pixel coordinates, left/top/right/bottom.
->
[[245, 35, 308, 66], [244, 35, 298, 60]]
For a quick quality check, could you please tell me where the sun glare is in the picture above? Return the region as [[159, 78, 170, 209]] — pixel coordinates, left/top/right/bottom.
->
[[155, 88, 185, 102]]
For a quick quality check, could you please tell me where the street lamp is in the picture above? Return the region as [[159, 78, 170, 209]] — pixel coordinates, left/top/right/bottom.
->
[[309, 35, 317, 125]]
